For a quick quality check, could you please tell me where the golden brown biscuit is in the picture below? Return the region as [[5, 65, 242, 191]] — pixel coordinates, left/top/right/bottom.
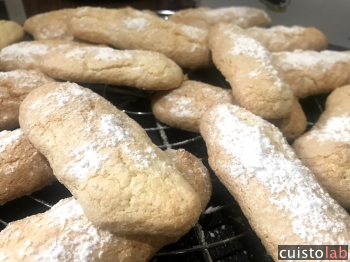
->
[[23, 9, 75, 41], [165, 148, 211, 211], [0, 129, 55, 205], [19, 82, 202, 237], [200, 103, 350, 261], [293, 85, 350, 209], [245, 26, 328, 52], [40, 46, 184, 90], [70, 6, 211, 69], [0, 70, 54, 130], [0, 148, 211, 261], [0, 197, 159, 262], [151, 80, 236, 132], [268, 97, 307, 139], [0, 21, 24, 50], [209, 24, 293, 119], [169, 6, 271, 30], [272, 50, 350, 98], [0, 40, 92, 71]]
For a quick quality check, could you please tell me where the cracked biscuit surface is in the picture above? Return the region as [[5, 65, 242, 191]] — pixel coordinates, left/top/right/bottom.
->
[[0, 148, 211, 262], [19, 82, 202, 237], [0, 69, 54, 130], [0, 21, 24, 50], [0, 129, 54, 205], [40, 46, 184, 90], [293, 85, 350, 209], [70, 6, 211, 69], [200, 103, 350, 261], [209, 24, 293, 119]]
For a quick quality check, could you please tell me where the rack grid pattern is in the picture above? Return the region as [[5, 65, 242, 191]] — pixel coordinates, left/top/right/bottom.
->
[[1, 78, 338, 262]]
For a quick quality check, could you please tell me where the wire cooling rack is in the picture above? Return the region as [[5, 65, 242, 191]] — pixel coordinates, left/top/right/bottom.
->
[[2, 61, 349, 261]]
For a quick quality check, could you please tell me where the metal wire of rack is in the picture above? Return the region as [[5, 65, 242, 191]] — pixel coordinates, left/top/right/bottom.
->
[[0, 45, 349, 261]]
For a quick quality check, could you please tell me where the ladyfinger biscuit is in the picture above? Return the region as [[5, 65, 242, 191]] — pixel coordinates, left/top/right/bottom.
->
[[209, 24, 293, 119], [0, 70, 54, 130], [272, 50, 350, 98], [245, 26, 328, 52], [168, 6, 271, 30], [151, 80, 236, 132], [24, 9, 75, 41], [293, 85, 350, 209], [0, 129, 54, 205], [0, 21, 24, 50], [19, 82, 202, 237], [40, 46, 184, 90], [0, 40, 91, 71], [0, 197, 158, 262], [269, 97, 307, 139], [70, 6, 211, 69], [200, 103, 350, 261], [0, 149, 211, 261]]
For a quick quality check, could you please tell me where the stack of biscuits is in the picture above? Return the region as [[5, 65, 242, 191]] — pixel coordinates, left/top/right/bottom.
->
[[0, 5, 349, 262]]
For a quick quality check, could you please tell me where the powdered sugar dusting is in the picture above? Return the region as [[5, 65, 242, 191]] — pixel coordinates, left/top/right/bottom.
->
[[0, 129, 23, 153], [122, 17, 150, 31], [306, 114, 350, 144], [226, 31, 284, 89], [28, 82, 97, 116], [65, 46, 134, 62], [0, 70, 52, 89], [181, 25, 206, 40], [98, 114, 131, 143], [267, 25, 305, 34], [167, 96, 195, 118], [65, 113, 132, 181], [229, 33, 270, 63], [65, 47, 91, 59], [93, 48, 133, 61], [205, 104, 348, 244], [273, 50, 350, 71], [0, 42, 50, 63], [33, 198, 113, 261], [65, 143, 110, 180], [122, 144, 157, 170]]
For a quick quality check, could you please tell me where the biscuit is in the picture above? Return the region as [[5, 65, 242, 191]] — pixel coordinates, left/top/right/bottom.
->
[[151, 80, 236, 132], [19, 82, 202, 237], [165, 148, 211, 211], [272, 50, 350, 98], [245, 26, 328, 52], [0, 129, 55, 205], [209, 24, 293, 119], [268, 97, 307, 139], [0, 197, 159, 262], [0, 21, 24, 50], [168, 6, 271, 30], [23, 9, 75, 41], [0, 40, 91, 71], [40, 46, 184, 90], [293, 85, 350, 209], [0, 148, 211, 261], [0, 70, 54, 130], [70, 6, 211, 69], [200, 103, 350, 261]]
